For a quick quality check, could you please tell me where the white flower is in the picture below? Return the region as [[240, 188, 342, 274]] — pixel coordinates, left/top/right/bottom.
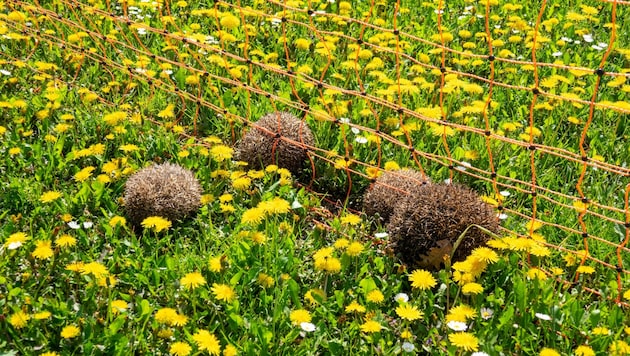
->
[[446, 320, 468, 331], [68, 221, 81, 229], [480, 307, 493, 320], [354, 136, 368, 144], [374, 232, 389, 239], [83, 221, 93, 229], [137, 27, 147, 35], [0, 69, 11, 76], [402, 342, 415, 352], [394, 293, 409, 303], [583, 34, 594, 43], [535, 312, 551, 321], [7, 241, 22, 250], [499, 190, 510, 197], [498, 213, 508, 220], [339, 117, 351, 124], [472, 352, 490, 356], [351, 127, 360, 135], [300, 322, 316, 332], [552, 51, 563, 57]]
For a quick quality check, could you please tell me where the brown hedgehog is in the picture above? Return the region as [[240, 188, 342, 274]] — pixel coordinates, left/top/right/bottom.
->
[[387, 183, 499, 269], [363, 169, 430, 223], [123, 162, 202, 229], [236, 111, 314, 175]]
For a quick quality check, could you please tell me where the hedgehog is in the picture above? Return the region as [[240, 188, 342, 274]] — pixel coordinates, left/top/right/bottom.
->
[[363, 169, 430, 223], [236, 111, 314, 175], [387, 183, 499, 269], [123, 162, 202, 229]]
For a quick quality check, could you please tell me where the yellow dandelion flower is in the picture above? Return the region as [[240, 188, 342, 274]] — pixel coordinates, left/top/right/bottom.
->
[[55, 234, 76, 248], [74, 166, 95, 182], [180, 272, 206, 290], [210, 145, 233, 162], [4, 232, 29, 250], [448, 332, 479, 352], [340, 214, 362, 225], [32, 240, 54, 260], [110, 300, 128, 315], [141, 216, 172, 232], [40, 191, 62, 203], [527, 268, 548, 281], [360, 320, 382, 333], [366, 290, 384, 304], [170, 341, 192, 356], [223, 344, 238, 356], [241, 207, 266, 225], [409, 269, 437, 290], [220, 14, 240, 29], [60, 325, 81, 339], [446, 305, 477, 322], [257, 273, 275, 288], [212, 283, 236, 302], [314, 256, 342, 273], [334, 238, 350, 250], [155, 308, 178, 325], [345, 301, 366, 313], [576, 265, 595, 274], [109, 216, 126, 228], [470, 247, 499, 263], [9, 311, 30, 329], [193, 330, 221, 354], [209, 256, 224, 273], [539, 348, 560, 356], [80, 261, 109, 278], [289, 309, 311, 325], [396, 304, 423, 321], [345, 242, 364, 256], [462, 282, 484, 295]]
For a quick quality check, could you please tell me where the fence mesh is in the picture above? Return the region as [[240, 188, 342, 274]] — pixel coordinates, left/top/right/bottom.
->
[[2, 0, 629, 301]]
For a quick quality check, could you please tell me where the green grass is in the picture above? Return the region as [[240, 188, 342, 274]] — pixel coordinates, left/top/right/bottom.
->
[[1, 0, 630, 355]]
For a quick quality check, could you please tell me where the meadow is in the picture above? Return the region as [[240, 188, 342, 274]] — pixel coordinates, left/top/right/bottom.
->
[[1, 0, 630, 355]]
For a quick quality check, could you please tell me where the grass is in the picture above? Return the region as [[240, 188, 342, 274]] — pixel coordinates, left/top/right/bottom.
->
[[1, 0, 630, 355]]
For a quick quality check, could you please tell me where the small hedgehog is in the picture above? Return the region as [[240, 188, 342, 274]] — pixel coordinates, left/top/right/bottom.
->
[[123, 162, 202, 229], [387, 183, 499, 268], [236, 111, 314, 175], [363, 169, 430, 223]]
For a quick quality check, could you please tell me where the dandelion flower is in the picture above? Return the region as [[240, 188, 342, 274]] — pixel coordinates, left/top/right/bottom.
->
[[448, 332, 479, 352], [55, 234, 76, 248], [257, 273, 274, 288], [592, 326, 611, 335], [109, 216, 126, 227], [539, 348, 560, 356], [169, 341, 192, 356], [209, 256, 223, 273], [32, 240, 54, 260], [141, 216, 172, 232], [33, 311, 51, 320], [470, 247, 499, 263], [171, 313, 188, 327], [220, 14, 240, 29], [241, 207, 266, 225], [345, 301, 366, 313], [360, 320, 382, 333], [40, 191, 62, 203], [80, 261, 109, 278], [223, 344, 238, 356], [5, 232, 29, 250], [576, 265, 595, 274], [155, 308, 178, 325], [340, 213, 362, 225], [366, 290, 384, 304], [192, 330, 221, 355], [462, 282, 484, 295], [60, 325, 81, 339], [446, 305, 477, 322], [408, 269, 437, 290], [290, 309, 312, 325], [210, 145, 233, 162], [74, 166, 95, 182], [396, 304, 423, 321], [212, 283, 236, 302], [180, 272, 206, 290], [9, 311, 30, 329], [111, 300, 128, 315], [345, 242, 364, 256], [314, 256, 342, 273]]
